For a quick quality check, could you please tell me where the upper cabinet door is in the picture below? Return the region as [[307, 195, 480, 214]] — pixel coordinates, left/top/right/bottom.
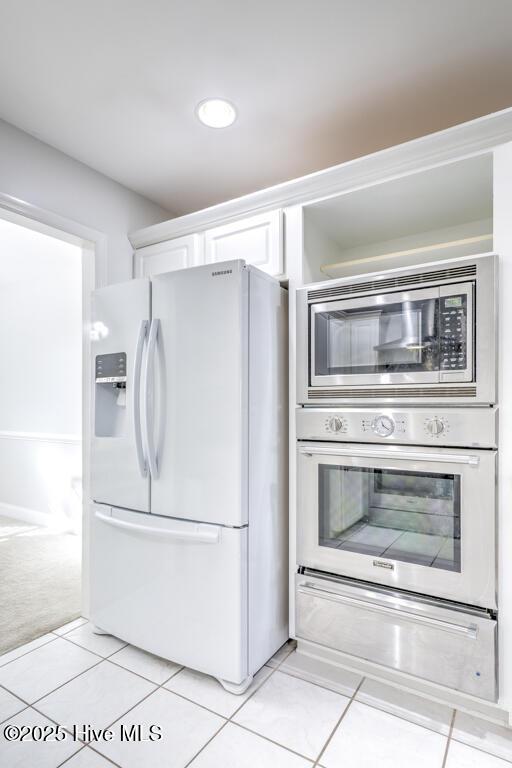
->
[[204, 210, 283, 276], [134, 234, 204, 278]]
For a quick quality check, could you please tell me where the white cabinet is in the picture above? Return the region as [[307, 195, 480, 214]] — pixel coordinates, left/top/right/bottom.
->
[[204, 210, 283, 276], [134, 234, 203, 278]]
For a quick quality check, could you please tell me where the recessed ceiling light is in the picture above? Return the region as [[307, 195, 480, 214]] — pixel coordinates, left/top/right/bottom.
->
[[196, 98, 237, 128]]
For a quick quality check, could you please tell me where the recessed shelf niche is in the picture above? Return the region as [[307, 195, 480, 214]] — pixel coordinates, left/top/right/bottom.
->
[[302, 153, 493, 283]]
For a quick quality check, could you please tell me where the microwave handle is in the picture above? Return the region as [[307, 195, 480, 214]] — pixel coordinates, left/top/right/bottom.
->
[[298, 445, 480, 466], [297, 582, 478, 639]]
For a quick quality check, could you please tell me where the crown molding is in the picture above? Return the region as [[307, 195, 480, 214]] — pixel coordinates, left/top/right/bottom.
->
[[129, 107, 512, 250]]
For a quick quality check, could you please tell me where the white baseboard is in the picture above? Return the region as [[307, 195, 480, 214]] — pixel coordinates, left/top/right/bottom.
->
[[0, 501, 53, 528]]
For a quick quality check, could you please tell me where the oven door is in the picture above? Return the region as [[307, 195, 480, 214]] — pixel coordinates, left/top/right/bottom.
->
[[297, 442, 495, 608], [309, 284, 473, 388]]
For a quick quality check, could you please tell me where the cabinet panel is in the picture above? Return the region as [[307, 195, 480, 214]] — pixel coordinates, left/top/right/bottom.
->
[[204, 210, 283, 276], [134, 234, 203, 277]]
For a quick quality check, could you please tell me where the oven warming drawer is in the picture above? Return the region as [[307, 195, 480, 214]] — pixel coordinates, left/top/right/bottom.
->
[[296, 574, 497, 701]]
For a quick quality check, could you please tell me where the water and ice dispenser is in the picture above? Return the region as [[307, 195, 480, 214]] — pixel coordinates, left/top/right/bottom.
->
[[94, 352, 127, 437]]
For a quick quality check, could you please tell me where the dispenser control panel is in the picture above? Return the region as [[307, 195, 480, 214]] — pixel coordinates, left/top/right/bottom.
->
[[95, 353, 127, 384]]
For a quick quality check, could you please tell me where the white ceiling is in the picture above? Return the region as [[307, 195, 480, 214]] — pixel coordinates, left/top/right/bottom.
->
[[0, 0, 511, 216]]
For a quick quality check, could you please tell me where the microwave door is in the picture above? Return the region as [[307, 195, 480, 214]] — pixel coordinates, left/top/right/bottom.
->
[[373, 299, 435, 359], [310, 286, 441, 388]]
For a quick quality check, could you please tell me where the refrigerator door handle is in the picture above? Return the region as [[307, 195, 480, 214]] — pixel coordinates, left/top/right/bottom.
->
[[133, 320, 149, 477], [143, 318, 160, 479], [94, 510, 220, 543]]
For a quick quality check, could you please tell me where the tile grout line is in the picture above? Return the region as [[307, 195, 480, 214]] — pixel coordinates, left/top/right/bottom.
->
[[30, 656, 106, 708], [0, 631, 296, 765], [86, 654, 249, 765], [441, 708, 457, 768], [313, 676, 366, 767], [3, 638, 472, 766], [449, 735, 512, 766], [56, 743, 123, 768], [340, 690, 454, 739], [0, 634, 59, 669], [104, 655, 184, 687], [230, 721, 317, 762], [275, 663, 359, 695], [1, 637, 475, 768], [2, 636, 195, 761], [277, 665, 458, 740], [182, 643, 304, 768], [51, 618, 88, 637], [58, 632, 129, 659]]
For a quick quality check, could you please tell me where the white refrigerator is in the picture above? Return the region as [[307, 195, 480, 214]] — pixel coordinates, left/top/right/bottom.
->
[[89, 260, 288, 692]]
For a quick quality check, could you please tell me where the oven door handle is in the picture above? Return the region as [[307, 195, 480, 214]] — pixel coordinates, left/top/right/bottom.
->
[[297, 582, 479, 639], [298, 445, 480, 466]]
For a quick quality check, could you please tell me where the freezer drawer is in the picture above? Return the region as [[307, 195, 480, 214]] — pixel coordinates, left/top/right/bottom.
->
[[90, 504, 248, 684], [296, 574, 497, 701]]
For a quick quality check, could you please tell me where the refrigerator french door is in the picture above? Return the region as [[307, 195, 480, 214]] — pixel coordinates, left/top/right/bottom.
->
[[91, 263, 248, 522], [91, 278, 150, 513], [297, 442, 496, 609]]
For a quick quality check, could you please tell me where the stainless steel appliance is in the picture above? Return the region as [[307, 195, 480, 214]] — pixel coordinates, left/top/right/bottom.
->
[[295, 405, 498, 700], [297, 254, 496, 404], [295, 571, 497, 701]]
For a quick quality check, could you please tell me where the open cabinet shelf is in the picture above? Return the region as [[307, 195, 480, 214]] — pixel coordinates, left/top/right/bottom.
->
[[302, 153, 493, 283]]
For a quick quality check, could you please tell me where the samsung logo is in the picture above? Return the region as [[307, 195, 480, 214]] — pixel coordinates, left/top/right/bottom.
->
[[211, 269, 233, 277]]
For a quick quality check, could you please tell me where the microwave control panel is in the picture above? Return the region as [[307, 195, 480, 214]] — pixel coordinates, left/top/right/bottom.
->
[[440, 295, 467, 371], [297, 407, 497, 449]]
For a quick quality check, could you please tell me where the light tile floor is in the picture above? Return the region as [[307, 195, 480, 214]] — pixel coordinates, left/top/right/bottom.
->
[[0, 619, 510, 767]]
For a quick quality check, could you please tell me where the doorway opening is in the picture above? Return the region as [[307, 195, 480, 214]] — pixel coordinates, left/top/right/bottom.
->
[[0, 209, 91, 654]]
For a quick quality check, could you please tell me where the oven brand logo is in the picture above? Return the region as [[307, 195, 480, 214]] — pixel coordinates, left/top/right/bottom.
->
[[211, 269, 233, 276], [373, 560, 394, 570]]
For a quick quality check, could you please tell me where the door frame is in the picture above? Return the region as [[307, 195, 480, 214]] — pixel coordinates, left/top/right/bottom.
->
[[0, 191, 108, 618]]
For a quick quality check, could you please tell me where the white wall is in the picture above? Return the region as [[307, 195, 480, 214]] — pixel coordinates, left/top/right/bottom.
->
[[0, 220, 83, 530], [0, 221, 82, 434], [0, 118, 170, 284], [0, 120, 170, 609]]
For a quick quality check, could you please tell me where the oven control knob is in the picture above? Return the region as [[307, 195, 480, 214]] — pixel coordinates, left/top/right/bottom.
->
[[427, 418, 445, 436], [328, 417, 344, 433], [372, 415, 395, 437]]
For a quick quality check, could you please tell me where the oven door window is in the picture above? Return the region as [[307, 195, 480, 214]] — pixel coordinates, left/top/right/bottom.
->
[[318, 464, 461, 572], [313, 294, 440, 376]]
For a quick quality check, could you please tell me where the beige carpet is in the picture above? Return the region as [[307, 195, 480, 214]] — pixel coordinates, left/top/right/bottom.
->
[[0, 515, 81, 655]]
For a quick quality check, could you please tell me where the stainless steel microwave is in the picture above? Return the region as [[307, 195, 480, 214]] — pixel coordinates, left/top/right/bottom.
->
[[296, 254, 497, 405]]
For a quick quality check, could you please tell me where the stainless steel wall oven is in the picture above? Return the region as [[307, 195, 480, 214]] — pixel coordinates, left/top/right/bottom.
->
[[295, 406, 498, 701]]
